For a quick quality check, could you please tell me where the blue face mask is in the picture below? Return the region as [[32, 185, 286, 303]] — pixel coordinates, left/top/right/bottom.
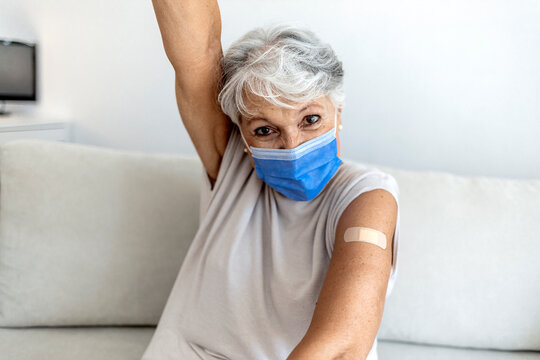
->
[[240, 111, 342, 201]]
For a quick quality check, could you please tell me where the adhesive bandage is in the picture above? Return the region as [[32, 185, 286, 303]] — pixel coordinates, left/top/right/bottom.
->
[[344, 227, 387, 249]]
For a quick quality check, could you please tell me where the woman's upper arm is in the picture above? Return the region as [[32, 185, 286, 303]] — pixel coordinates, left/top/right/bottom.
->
[[174, 53, 232, 186], [152, 0, 232, 186]]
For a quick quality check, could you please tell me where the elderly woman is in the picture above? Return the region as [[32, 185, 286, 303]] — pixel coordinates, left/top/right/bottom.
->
[[142, 1, 400, 360]]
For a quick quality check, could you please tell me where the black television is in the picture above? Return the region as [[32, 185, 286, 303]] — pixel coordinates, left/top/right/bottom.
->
[[0, 39, 37, 115]]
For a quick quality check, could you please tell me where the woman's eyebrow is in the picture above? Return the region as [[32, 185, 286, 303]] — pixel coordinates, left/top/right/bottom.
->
[[247, 102, 324, 123], [297, 102, 322, 113]]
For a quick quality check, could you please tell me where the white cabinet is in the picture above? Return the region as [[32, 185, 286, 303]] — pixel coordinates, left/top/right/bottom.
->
[[0, 116, 72, 145]]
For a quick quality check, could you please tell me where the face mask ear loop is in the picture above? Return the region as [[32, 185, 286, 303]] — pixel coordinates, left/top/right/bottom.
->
[[237, 124, 253, 155], [333, 109, 338, 138]]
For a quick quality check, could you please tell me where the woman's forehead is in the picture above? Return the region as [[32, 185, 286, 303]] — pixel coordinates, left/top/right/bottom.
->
[[244, 94, 330, 117]]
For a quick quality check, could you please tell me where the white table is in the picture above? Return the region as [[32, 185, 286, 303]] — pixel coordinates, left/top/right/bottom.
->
[[0, 115, 71, 145]]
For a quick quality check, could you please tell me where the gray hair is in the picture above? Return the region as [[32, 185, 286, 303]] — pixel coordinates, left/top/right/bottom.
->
[[217, 23, 345, 125]]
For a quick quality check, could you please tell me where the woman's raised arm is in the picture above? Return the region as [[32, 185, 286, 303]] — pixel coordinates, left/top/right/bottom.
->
[[151, 0, 232, 187]]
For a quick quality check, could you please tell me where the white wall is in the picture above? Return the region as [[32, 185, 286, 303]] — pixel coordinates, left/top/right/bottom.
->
[[1, 0, 539, 179]]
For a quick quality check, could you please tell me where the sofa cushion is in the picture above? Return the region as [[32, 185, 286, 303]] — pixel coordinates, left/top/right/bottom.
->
[[0, 327, 538, 360], [0, 140, 202, 326], [378, 339, 540, 360], [370, 163, 540, 351], [0, 326, 155, 360]]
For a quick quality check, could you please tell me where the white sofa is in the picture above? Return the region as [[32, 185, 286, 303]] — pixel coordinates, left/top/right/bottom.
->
[[0, 139, 539, 360]]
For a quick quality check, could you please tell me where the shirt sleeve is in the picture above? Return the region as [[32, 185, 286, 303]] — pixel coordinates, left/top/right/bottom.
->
[[325, 165, 401, 296], [198, 125, 248, 223]]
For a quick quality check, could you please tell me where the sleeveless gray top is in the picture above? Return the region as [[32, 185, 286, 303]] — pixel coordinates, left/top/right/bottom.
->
[[142, 125, 400, 360]]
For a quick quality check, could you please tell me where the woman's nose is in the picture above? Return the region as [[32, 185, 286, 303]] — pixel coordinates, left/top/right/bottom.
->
[[281, 132, 301, 149]]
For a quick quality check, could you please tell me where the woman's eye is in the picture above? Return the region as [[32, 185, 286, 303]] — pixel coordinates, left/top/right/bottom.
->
[[254, 126, 273, 136], [304, 115, 321, 125]]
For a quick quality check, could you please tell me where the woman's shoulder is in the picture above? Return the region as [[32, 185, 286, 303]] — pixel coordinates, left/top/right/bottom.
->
[[199, 125, 256, 218], [321, 159, 401, 259], [214, 125, 249, 176], [322, 159, 400, 217], [330, 159, 400, 196]]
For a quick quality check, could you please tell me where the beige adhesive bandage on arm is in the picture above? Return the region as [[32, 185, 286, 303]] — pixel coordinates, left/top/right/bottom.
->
[[343, 227, 387, 249]]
